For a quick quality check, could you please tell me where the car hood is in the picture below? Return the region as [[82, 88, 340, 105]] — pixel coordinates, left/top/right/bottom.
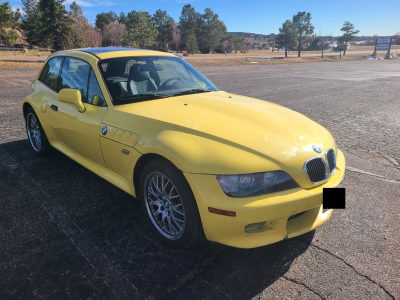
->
[[113, 91, 334, 184]]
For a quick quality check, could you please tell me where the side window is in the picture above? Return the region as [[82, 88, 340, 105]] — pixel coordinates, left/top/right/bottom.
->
[[39, 57, 63, 91], [88, 69, 106, 107], [59, 57, 90, 103]]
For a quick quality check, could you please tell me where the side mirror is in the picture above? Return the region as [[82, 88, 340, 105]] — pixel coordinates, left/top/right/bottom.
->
[[58, 89, 85, 112], [91, 95, 105, 106]]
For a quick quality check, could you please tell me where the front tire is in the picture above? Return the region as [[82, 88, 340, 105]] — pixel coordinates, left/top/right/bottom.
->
[[139, 158, 203, 249], [25, 107, 53, 156]]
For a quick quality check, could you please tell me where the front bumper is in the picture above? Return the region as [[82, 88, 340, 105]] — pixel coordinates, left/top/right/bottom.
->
[[184, 149, 345, 248]]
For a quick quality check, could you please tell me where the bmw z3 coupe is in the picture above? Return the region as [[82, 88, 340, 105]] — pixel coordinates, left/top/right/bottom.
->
[[22, 48, 345, 249]]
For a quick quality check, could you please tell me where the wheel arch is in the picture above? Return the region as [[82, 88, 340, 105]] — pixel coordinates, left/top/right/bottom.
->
[[133, 153, 177, 198], [22, 102, 33, 119]]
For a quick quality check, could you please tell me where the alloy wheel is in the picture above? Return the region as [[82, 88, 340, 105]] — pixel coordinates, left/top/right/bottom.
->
[[27, 113, 41, 152], [144, 172, 186, 240]]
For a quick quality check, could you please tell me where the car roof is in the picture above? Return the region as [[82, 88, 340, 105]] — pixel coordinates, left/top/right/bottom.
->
[[72, 47, 175, 60]]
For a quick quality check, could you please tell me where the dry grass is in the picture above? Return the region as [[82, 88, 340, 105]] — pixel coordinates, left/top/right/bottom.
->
[[181, 45, 400, 58], [0, 50, 52, 57], [183, 49, 322, 58], [0, 50, 397, 69], [0, 61, 43, 69], [185, 54, 367, 67], [348, 45, 400, 52]]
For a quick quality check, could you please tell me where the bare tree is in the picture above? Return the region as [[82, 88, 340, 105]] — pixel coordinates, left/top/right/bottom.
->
[[393, 33, 400, 46], [240, 42, 251, 53], [103, 22, 126, 46], [89, 27, 103, 47], [172, 23, 181, 53], [221, 39, 232, 55], [365, 35, 380, 46]]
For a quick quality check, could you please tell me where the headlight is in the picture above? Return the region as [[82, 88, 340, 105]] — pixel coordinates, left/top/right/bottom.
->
[[216, 171, 299, 197]]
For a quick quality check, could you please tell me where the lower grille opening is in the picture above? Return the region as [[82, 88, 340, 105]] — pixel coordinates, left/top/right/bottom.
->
[[288, 211, 306, 220]]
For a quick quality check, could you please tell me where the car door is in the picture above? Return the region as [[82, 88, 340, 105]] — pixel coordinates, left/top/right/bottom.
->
[[48, 56, 108, 167]]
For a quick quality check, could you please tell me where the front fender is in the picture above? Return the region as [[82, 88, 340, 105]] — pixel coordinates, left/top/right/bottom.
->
[[134, 129, 279, 175]]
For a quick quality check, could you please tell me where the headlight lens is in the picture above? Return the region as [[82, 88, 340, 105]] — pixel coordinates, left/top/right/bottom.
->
[[216, 171, 299, 197]]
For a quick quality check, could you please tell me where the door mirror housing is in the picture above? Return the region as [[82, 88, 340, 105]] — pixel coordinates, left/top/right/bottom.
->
[[58, 89, 86, 112], [91, 95, 105, 106]]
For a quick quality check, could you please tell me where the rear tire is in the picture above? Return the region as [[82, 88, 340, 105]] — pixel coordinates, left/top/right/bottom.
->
[[25, 107, 53, 156], [139, 158, 203, 249]]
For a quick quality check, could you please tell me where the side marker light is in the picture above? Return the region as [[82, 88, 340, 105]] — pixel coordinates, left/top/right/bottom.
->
[[208, 207, 236, 217]]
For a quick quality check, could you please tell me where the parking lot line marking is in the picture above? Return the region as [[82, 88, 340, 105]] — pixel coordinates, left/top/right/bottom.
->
[[346, 166, 400, 184]]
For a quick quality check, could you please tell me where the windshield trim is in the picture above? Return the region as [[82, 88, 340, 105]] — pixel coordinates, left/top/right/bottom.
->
[[112, 89, 212, 105], [96, 56, 218, 106]]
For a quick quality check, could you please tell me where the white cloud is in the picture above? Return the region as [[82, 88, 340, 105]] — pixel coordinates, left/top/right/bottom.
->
[[64, 0, 116, 7]]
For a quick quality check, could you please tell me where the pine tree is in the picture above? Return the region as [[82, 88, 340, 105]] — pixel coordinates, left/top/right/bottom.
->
[[292, 11, 314, 57], [153, 9, 174, 50], [21, 0, 42, 46], [95, 11, 118, 33], [0, 2, 21, 46], [184, 30, 198, 55], [339, 21, 359, 55], [0, 2, 20, 29], [275, 20, 297, 57], [38, 0, 76, 50], [125, 11, 158, 49]]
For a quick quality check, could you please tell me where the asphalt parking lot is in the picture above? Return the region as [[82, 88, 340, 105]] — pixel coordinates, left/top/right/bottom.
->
[[1, 60, 399, 299]]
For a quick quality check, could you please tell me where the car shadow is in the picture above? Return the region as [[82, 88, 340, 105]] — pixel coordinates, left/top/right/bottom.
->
[[0, 139, 315, 300]]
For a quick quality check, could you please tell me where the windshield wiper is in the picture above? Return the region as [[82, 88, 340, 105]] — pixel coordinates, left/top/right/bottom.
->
[[114, 93, 168, 103], [172, 89, 212, 97]]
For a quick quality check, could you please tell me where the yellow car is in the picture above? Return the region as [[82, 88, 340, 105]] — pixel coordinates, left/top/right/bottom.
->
[[22, 48, 345, 249]]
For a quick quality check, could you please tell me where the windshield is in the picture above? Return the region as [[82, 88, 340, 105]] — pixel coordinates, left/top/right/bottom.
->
[[98, 56, 219, 104]]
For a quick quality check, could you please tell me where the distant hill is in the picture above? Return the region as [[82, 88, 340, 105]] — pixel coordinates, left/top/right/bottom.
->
[[229, 32, 269, 37]]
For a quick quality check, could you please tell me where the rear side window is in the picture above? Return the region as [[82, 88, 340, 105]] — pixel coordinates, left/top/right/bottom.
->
[[39, 57, 64, 91], [60, 57, 90, 103]]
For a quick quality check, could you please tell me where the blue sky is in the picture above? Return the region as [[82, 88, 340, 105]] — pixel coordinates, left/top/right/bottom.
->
[[9, 0, 400, 36]]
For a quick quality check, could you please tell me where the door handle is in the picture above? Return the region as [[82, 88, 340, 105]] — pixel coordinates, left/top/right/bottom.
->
[[50, 105, 58, 111]]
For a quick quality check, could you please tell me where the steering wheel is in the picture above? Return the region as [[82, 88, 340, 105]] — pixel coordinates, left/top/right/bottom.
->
[[160, 77, 182, 89]]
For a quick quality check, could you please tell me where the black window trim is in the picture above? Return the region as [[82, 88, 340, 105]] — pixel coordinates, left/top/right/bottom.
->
[[87, 67, 107, 107], [96, 59, 116, 106]]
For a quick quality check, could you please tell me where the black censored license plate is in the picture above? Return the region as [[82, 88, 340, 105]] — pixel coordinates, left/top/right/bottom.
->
[[323, 182, 345, 210]]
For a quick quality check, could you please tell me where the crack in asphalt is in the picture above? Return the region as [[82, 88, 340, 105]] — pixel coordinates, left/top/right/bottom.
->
[[197, 277, 231, 299], [346, 166, 400, 184], [383, 155, 399, 167], [345, 150, 400, 171], [282, 276, 323, 299], [159, 255, 220, 298], [296, 238, 395, 300]]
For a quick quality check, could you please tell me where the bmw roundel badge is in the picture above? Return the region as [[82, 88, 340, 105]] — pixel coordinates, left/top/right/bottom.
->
[[102, 126, 108, 135], [311, 144, 322, 154]]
